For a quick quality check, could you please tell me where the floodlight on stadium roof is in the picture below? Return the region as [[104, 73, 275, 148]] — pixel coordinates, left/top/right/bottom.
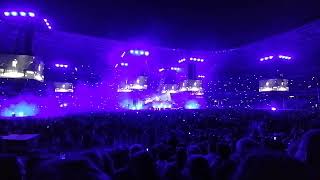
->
[[2, 10, 52, 30], [129, 49, 150, 56], [260, 55, 292, 61]]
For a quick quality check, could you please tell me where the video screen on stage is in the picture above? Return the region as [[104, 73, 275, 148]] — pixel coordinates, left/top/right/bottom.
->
[[259, 79, 289, 92], [117, 76, 148, 92], [0, 54, 44, 82], [180, 80, 203, 92], [54, 82, 74, 93]]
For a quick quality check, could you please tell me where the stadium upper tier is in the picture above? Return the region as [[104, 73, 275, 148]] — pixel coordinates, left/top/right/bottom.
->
[[0, 18, 320, 72]]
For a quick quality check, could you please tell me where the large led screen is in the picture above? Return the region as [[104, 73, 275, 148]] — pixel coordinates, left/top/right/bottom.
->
[[259, 79, 289, 92], [54, 82, 74, 93], [0, 54, 44, 82]]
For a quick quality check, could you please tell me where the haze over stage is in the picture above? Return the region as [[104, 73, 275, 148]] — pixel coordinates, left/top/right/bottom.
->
[[0, 8, 320, 117]]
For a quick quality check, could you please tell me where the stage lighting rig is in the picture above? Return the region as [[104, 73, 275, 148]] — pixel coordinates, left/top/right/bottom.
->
[[2, 10, 53, 30]]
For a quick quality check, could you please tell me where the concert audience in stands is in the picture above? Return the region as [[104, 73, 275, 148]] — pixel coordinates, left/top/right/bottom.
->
[[0, 110, 319, 180]]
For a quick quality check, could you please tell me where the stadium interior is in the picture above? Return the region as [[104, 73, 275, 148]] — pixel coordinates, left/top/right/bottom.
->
[[0, 6, 320, 180]]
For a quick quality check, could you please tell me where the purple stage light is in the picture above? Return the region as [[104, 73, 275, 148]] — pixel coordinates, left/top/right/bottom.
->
[[271, 107, 277, 111], [189, 57, 204, 62], [11, 11, 18, 16], [278, 55, 292, 60], [28, 12, 35, 17], [19, 12, 26, 16], [121, 51, 126, 58], [4, 12, 10, 16], [129, 49, 149, 56], [120, 62, 128, 67], [63, 65, 68, 68], [55, 64, 59, 67], [260, 55, 276, 61], [43, 18, 48, 22], [178, 58, 186, 63], [48, 26, 52, 30]]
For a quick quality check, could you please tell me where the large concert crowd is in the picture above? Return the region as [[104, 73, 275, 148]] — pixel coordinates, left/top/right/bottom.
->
[[0, 109, 319, 180]]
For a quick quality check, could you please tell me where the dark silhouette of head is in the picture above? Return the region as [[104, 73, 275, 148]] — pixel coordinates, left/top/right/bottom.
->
[[32, 158, 110, 180], [0, 155, 25, 180], [128, 151, 158, 180], [129, 144, 144, 157], [235, 137, 259, 157], [296, 129, 320, 170], [185, 155, 212, 180], [234, 152, 310, 180]]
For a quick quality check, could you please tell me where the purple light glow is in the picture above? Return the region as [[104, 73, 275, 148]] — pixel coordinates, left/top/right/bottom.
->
[[28, 12, 35, 17], [11, 11, 18, 16], [170, 67, 181, 72], [129, 49, 149, 56], [121, 51, 126, 58], [271, 107, 277, 111], [189, 57, 204, 62], [261, 55, 291, 61], [278, 55, 292, 60], [55, 64, 68, 68], [19, 12, 27, 16], [43, 18, 53, 30], [3, 11, 36, 17], [178, 58, 186, 63], [259, 55, 276, 61], [120, 62, 128, 67]]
